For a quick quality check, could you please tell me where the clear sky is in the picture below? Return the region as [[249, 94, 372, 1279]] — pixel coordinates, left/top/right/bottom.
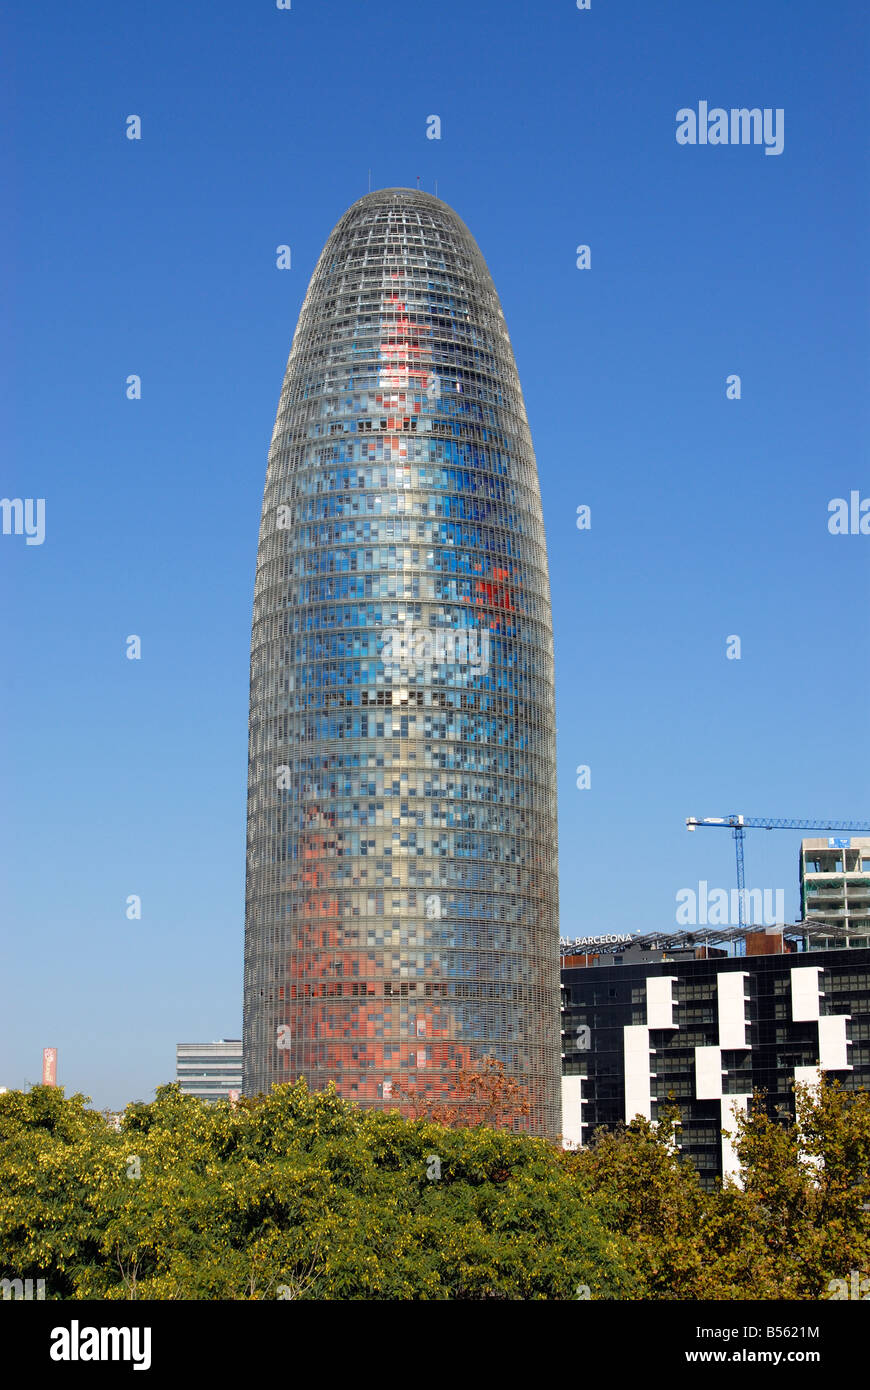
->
[[2, 0, 868, 1110]]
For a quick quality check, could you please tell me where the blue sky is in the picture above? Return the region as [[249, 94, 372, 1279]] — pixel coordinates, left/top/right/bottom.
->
[[2, 0, 867, 1109]]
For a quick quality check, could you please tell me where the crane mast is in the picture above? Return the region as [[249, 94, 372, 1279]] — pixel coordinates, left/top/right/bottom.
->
[[686, 814, 870, 928]]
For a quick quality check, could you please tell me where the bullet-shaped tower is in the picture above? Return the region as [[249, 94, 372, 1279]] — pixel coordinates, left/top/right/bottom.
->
[[243, 189, 559, 1134]]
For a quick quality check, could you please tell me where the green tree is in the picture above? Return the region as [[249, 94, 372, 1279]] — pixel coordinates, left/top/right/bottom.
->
[[569, 1106, 781, 1299], [731, 1079, 870, 1298], [0, 1081, 633, 1300], [3, 1075, 865, 1300]]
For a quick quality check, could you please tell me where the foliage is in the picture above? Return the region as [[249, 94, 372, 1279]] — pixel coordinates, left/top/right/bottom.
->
[[728, 1080, 870, 1297], [568, 1082, 870, 1300], [570, 1105, 782, 1299], [389, 1055, 532, 1129], [0, 1079, 631, 1301], [1, 1073, 867, 1301]]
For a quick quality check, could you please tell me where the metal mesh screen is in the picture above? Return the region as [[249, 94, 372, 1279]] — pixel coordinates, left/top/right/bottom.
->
[[243, 189, 560, 1136]]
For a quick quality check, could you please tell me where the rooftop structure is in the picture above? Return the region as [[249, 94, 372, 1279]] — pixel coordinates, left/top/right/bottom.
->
[[560, 920, 870, 962]]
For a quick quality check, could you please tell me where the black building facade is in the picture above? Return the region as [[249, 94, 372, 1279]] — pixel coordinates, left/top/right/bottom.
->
[[561, 930, 870, 1184]]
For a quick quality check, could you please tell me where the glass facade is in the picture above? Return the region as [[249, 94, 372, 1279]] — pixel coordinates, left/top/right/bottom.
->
[[243, 189, 560, 1135], [562, 944, 870, 1184], [176, 1041, 243, 1104]]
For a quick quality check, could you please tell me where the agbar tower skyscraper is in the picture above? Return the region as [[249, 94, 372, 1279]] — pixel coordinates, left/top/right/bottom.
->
[[243, 189, 559, 1134]]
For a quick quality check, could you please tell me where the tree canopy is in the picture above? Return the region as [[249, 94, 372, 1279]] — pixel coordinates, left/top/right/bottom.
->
[[0, 1069, 867, 1300]]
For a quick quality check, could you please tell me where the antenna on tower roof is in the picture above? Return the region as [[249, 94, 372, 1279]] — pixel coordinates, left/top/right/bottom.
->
[[434, 179, 438, 198], [368, 169, 372, 193]]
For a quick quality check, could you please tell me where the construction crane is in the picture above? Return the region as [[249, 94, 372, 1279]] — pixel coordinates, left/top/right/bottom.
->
[[686, 815, 870, 927]]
